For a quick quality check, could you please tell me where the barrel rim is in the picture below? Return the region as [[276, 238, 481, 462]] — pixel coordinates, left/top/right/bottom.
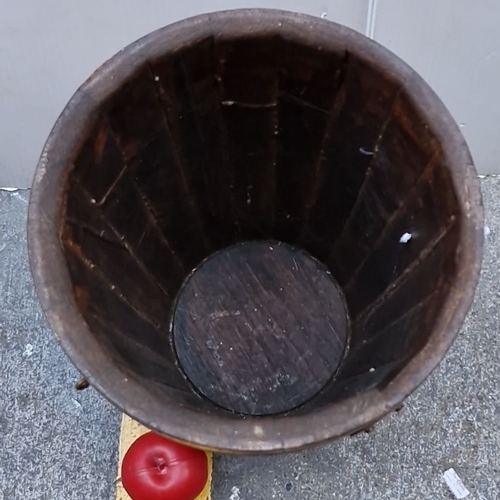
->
[[27, 8, 484, 453]]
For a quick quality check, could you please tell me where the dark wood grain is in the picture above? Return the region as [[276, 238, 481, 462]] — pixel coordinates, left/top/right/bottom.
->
[[104, 64, 213, 266], [301, 221, 459, 412], [150, 37, 237, 250], [274, 42, 345, 242], [299, 58, 402, 258], [343, 159, 458, 319], [173, 242, 348, 415], [217, 35, 280, 239]]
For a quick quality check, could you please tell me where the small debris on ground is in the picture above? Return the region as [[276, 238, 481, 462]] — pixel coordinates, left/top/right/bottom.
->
[[72, 399, 82, 409], [229, 486, 241, 500], [443, 468, 470, 499], [23, 344, 34, 357]]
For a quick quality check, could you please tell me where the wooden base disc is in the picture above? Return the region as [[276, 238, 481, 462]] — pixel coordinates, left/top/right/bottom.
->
[[173, 241, 348, 415]]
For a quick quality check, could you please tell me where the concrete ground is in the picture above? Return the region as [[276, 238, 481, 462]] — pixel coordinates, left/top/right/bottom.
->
[[1, 178, 499, 500]]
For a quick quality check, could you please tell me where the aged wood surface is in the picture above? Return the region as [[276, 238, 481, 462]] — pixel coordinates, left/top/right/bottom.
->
[[173, 242, 347, 415], [28, 10, 483, 452]]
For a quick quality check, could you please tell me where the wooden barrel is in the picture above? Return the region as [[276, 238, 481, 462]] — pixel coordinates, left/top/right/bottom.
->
[[28, 9, 483, 453]]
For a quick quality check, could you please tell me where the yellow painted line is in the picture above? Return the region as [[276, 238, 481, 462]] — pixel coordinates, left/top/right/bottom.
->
[[116, 414, 212, 500]]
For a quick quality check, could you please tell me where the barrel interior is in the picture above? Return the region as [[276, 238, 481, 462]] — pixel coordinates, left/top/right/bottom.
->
[[61, 31, 460, 417]]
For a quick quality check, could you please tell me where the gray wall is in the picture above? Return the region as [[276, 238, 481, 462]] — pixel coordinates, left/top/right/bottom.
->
[[0, 0, 496, 186], [374, 0, 500, 176]]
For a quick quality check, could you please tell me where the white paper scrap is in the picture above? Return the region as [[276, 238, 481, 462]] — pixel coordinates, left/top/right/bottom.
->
[[399, 232, 412, 243], [443, 468, 470, 499]]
